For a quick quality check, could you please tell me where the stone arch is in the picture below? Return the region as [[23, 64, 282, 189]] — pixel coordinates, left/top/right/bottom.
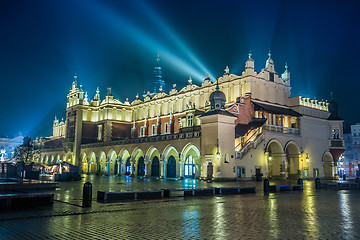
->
[[146, 146, 160, 178], [44, 155, 49, 165], [266, 139, 284, 179], [98, 151, 107, 175], [107, 150, 117, 175], [50, 155, 55, 165], [118, 149, 130, 176], [284, 141, 301, 179], [131, 147, 144, 177], [55, 155, 61, 164], [181, 143, 201, 179], [323, 151, 334, 179], [162, 145, 180, 178], [81, 153, 87, 174], [64, 152, 73, 165], [88, 152, 97, 174]]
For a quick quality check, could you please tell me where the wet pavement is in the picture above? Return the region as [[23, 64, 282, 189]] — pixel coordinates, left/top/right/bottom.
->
[[0, 175, 359, 239]]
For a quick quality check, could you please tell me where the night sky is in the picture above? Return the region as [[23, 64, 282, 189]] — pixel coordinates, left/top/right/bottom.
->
[[1, 0, 359, 138]]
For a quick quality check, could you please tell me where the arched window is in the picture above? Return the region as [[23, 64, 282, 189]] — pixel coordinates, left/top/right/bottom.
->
[[184, 155, 196, 178]]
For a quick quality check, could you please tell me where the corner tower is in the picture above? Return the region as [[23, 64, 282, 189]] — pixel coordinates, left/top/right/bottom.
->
[[200, 82, 237, 180]]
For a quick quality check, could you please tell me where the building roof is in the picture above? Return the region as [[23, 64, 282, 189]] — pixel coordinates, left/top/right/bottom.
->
[[252, 101, 301, 117], [235, 118, 267, 137], [201, 109, 238, 118]]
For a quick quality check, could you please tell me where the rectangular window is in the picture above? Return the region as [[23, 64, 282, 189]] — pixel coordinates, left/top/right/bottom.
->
[[97, 125, 102, 141], [152, 125, 156, 135], [187, 115, 193, 127], [332, 129, 340, 139], [269, 72, 274, 82], [140, 126, 144, 137], [165, 123, 169, 134], [313, 168, 319, 177]]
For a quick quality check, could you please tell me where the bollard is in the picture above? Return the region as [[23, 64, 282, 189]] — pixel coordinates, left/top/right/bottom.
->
[[297, 178, 303, 189], [315, 178, 321, 190], [82, 182, 92, 208], [263, 179, 270, 192]]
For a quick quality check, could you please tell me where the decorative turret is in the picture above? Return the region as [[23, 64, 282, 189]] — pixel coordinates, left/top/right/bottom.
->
[[67, 74, 84, 107], [209, 80, 226, 110], [245, 51, 255, 69], [224, 66, 230, 75], [265, 50, 275, 72], [94, 87, 100, 101], [281, 62, 290, 81]]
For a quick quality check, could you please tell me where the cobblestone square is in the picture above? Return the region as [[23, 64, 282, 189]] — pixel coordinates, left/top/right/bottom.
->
[[0, 176, 359, 239]]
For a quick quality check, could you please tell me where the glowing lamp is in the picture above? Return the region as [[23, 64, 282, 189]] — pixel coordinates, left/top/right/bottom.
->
[[269, 154, 272, 161], [306, 154, 309, 163], [216, 151, 220, 159]]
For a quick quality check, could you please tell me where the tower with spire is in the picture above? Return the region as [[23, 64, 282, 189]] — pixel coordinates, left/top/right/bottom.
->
[[149, 54, 166, 96]]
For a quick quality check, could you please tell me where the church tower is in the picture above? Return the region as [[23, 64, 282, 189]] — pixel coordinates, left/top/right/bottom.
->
[[200, 81, 237, 180], [65, 74, 84, 168], [149, 54, 166, 96]]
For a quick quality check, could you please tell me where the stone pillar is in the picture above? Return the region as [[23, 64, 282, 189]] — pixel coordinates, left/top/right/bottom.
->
[[130, 158, 135, 177], [281, 153, 286, 179], [144, 157, 149, 178], [160, 154, 165, 179], [117, 160, 121, 176], [265, 152, 272, 178], [179, 162, 184, 179]]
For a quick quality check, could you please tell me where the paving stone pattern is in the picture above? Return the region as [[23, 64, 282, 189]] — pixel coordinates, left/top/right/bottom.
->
[[0, 177, 359, 239]]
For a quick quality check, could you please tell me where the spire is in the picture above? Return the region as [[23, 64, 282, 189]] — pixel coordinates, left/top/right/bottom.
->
[[150, 54, 165, 94], [281, 62, 290, 81], [188, 76, 192, 85], [136, 93, 139, 99], [245, 51, 255, 69], [94, 87, 100, 101], [265, 50, 275, 71], [224, 66, 230, 75], [216, 78, 220, 91], [72, 73, 78, 89]]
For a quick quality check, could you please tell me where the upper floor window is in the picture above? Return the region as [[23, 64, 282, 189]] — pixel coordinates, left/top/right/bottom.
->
[[187, 115, 194, 127], [140, 126, 144, 137], [269, 72, 274, 82], [332, 128, 340, 139], [165, 123, 169, 134], [97, 125, 102, 141], [152, 125, 156, 135]]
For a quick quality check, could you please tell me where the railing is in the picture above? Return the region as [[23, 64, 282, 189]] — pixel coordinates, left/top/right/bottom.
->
[[235, 133, 264, 159], [264, 124, 299, 135], [82, 131, 201, 148], [329, 139, 345, 148]]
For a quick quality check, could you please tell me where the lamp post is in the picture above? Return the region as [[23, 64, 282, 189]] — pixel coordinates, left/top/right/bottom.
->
[[216, 139, 220, 159]]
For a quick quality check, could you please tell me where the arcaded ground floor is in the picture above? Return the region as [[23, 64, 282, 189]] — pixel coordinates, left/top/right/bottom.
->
[[0, 175, 359, 239]]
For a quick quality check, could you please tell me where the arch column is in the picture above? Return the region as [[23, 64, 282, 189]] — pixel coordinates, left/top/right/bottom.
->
[[281, 153, 287, 179], [160, 154, 165, 179], [265, 152, 272, 178], [129, 158, 135, 177], [179, 153, 184, 179], [87, 162, 90, 175], [117, 159, 121, 176], [144, 157, 149, 178]]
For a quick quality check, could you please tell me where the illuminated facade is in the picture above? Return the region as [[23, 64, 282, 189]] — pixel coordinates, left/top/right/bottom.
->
[[36, 53, 344, 180]]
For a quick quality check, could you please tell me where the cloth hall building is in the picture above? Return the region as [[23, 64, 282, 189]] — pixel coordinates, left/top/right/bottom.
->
[[36, 53, 345, 180]]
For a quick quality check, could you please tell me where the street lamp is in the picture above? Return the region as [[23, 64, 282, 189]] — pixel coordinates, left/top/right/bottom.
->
[[216, 139, 220, 159], [306, 153, 309, 163]]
